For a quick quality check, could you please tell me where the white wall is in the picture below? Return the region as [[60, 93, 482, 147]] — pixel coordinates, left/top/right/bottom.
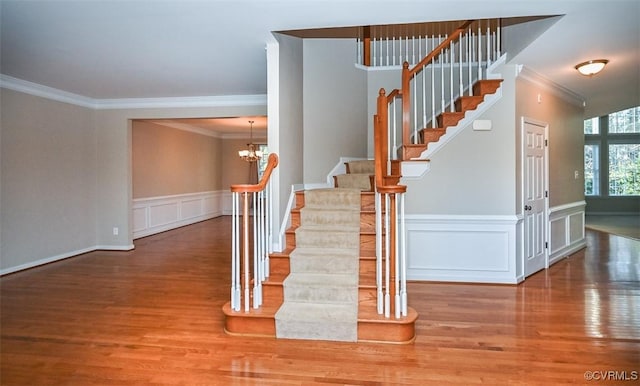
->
[[366, 68, 402, 158], [270, 33, 304, 250], [404, 63, 517, 216], [1, 89, 98, 273], [302, 39, 368, 184]]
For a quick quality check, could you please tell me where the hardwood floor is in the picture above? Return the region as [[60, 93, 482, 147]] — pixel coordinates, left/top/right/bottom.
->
[[2, 217, 638, 385]]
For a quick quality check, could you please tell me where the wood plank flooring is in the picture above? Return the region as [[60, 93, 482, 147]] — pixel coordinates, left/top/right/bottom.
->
[[2, 217, 639, 385]]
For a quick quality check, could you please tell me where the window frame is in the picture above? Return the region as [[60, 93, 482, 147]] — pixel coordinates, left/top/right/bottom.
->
[[584, 107, 640, 197]]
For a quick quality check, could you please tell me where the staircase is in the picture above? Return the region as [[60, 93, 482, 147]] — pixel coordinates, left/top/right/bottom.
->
[[401, 79, 503, 159], [223, 18, 505, 344], [223, 167, 418, 343]]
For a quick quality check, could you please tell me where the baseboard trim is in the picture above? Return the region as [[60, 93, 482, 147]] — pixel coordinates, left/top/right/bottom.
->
[[0, 244, 135, 276]]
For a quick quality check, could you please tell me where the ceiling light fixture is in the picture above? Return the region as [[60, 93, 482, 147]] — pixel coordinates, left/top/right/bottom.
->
[[238, 120, 263, 162], [575, 59, 609, 76]]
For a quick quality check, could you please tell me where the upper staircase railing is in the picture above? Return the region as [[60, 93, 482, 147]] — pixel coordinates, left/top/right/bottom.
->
[[229, 153, 278, 312], [368, 19, 502, 160], [372, 19, 502, 319]]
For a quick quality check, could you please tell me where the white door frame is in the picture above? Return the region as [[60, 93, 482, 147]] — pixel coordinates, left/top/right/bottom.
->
[[521, 116, 550, 276]]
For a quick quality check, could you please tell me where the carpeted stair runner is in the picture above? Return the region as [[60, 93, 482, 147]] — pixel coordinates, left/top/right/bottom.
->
[[334, 159, 375, 191], [275, 188, 361, 342]]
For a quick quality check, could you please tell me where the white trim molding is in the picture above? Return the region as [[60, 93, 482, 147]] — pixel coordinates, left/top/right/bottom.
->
[[133, 191, 224, 239], [516, 65, 585, 108], [0, 74, 267, 110], [548, 200, 587, 265], [0, 244, 135, 276], [405, 214, 520, 284]]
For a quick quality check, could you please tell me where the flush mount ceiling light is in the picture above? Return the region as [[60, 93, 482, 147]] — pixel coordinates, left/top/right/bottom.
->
[[575, 59, 609, 76]]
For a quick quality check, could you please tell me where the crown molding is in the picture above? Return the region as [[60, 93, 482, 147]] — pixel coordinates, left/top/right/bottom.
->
[[0, 74, 96, 108], [516, 65, 585, 108], [0, 74, 267, 110]]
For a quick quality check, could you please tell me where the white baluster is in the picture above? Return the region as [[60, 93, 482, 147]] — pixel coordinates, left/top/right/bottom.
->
[[486, 22, 491, 68], [392, 36, 396, 66], [375, 192, 383, 314], [497, 20, 501, 58], [265, 182, 271, 278], [253, 191, 260, 308], [440, 44, 444, 117], [449, 46, 454, 112], [431, 57, 435, 128], [388, 97, 398, 160], [413, 74, 417, 142], [405, 35, 409, 63], [422, 64, 427, 131], [384, 194, 391, 318], [412, 35, 416, 65], [386, 36, 389, 66], [400, 193, 407, 316], [477, 25, 482, 81], [468, 29, 472, 96], [372, 37, 376, 66], [459, 35, 463, 99], [243, 193, 250, 312], [394, 195, 400, 319], [231, 192, 238, 310]]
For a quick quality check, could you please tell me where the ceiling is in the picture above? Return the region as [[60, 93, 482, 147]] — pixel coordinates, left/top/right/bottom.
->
[[1, 0, 638, 135]]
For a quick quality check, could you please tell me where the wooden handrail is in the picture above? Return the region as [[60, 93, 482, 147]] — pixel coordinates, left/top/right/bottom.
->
[[407, 20, 473, 77], [229, 153, 278, 312], [230, 153, 279, 193], [402, 20, 475, 151]]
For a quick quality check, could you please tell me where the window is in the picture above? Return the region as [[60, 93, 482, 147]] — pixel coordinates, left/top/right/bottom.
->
[[584, 117, 600, 134], [584, 144, 599, 195], [584, 106, 640, 197], [608, 144, 639, 195], [256, 144, 269, 180], [609, 106, 639, 134]]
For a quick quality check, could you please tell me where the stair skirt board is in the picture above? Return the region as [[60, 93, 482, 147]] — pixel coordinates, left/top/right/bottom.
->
[[275, 188, 361, 342]]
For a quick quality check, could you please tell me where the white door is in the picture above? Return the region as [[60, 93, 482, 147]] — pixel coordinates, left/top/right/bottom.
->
[[523, 120, 548, 277]]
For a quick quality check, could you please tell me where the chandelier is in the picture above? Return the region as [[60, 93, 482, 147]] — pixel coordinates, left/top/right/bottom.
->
[[238, 120, 263, 162]]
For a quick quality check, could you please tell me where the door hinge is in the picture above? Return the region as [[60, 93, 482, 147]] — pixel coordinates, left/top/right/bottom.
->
[[545, 242, 548, 249], [545, 191, 548, 198], [544, 139, 548, 146]]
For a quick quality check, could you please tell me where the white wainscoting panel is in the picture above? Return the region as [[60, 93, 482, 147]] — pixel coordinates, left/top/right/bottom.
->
[[548, 201, 586, 265], [406, 215, 519, 284], [133, 191, 223, 239]]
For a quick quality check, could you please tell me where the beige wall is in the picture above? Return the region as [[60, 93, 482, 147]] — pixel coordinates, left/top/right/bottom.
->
[[132, 121, 222, 198], [405, 63, 518, 215], [516, 74, 585, 208], [1, 89, 97, 271]]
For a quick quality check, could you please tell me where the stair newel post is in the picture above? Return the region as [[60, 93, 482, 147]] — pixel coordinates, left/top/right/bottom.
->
[[363, 26, 371, 67]]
